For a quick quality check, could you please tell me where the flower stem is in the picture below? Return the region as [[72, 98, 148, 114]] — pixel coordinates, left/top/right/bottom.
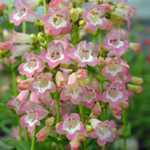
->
[[56, 98, 61, 123], [123, 138, 127, 150], [31, 129, 36, 150], [11, 64, 17, 96], [22, 22, 26, 33], [51, 92, 61, 123], [43, 0, 47, 15], [101, 145, 105, 150], [79, 104, 84, 122], [78, 104, 86, 150], [122, 110, 127, 150]]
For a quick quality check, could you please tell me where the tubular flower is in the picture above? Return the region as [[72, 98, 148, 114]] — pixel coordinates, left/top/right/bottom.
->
[[42, 8, 71, 36], [10, 0, 37, 26], [56, 113, 86, 140], [104, 29, 129, 56], [10, 8, 36, 26], [102, 57, 130, 82], [71, 41, 98, 67], [14, 0, 38, 9], [82, 3, 112, 32], [89, 118, 117, 145], [114, 2, 135, 28], [7, 90, 29, 114], [31, 73, 55, 96], [103, 81, 130, 118], [20, 102, 48, 135], [81, 80, 101, 108], [42, 40, 70, 68], [18, 53, 44, 78]]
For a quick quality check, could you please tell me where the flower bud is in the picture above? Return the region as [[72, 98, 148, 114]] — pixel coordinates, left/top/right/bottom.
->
[[45, 117, 55, 128], [36, 127, 49, 142], [70, 8, 83, 22], [86, 125, 93, 132], [130, 76, 143, 85], [129, 42, 141, 53], [79, 20, 85, 27], [127, 84, 143, 94]]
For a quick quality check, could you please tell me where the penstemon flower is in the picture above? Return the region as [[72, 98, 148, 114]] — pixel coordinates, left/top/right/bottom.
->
[[42, 40, 70, 68], [89, 118, 117, 145], [82, 3, 112, 32], [20, 102, 48, 135], [56, 113, 86, 140], [71, 41, 98, 67], [42, 8, 71, 36], [31, 73, 55, 96], [102, 57, 130, 82], [19, 53, 44, 78], [10, 0, 37, 26], [104, 29, 129, 56], [15, 0, 38, 9], [103, 81, 130, 118]]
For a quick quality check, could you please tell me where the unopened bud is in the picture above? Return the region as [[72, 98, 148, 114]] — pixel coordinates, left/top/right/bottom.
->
[[131, 76, 143, 85], [70, 8, 83, 22], [79, 20, 85, 26], [129, 42, 141, 53], [127, 84, 143, 94], [45, 117, 55, 127], [86, 125, 93, 132]]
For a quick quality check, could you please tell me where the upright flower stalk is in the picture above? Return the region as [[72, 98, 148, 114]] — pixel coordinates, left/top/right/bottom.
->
[[1, 0, 143, 149]]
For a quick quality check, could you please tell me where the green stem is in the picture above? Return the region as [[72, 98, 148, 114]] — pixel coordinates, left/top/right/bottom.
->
[[43, 0, 47, 15], [56, 97, 61, 123], [122, 110, 127, 150], [31, 129, 36, 150], [79, 104, 84, 122], [11, 64, 17, 96], [101, 145, 105, 150], [25, 129, 30, 148], [78, 104, 86, 150], [123, 138, 127, 150], [18, 125, 22, 141], [22, 22, 26, 33]]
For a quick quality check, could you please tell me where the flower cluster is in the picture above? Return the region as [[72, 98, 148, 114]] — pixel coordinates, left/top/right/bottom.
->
[[2, 0, 143, 149]]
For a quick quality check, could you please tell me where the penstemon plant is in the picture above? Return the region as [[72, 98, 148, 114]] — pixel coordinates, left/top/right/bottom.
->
[[0, 0, 143, 149]]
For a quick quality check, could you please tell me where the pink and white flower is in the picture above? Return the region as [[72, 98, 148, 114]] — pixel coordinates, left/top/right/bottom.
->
[[31, 73, 55, 95], [0, 41, 13, 51], [1, 31, 33, 57], [42, 8, 71, 36], [10, 8, 36, 26], [103, 82, 129, 106], [82, 3, 112, 32], [61, 85, 83, 104], [20, 102, 48, 135], [56, 113, 85, 140], [114, 2, 135, 29], [7, 90, 29, 114], [102, 57, 130, 82], [81, 85, 98, 108], [103, 81, 130, 118], [14, 0, 38, 9], [18, 53, 44, 78], [71, 41, 98, 67], [89, 118, 117, 145], [104, 29, 129, 56], [42, 40, 70, 68]]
